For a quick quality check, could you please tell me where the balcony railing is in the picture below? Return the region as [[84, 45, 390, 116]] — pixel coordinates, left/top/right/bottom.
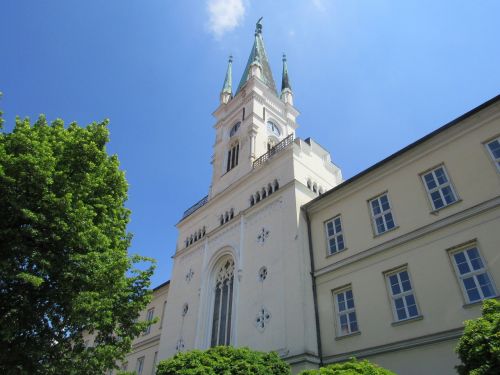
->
[[182, 195, 208, 219], [253, 133, 294, 169]]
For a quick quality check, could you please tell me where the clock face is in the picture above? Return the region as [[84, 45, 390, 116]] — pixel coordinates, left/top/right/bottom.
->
[[267, 121, 281, 137], [230, 122, 241, 137]]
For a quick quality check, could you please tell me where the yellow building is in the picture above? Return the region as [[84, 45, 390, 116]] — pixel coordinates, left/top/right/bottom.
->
[[304, 95, 500, 374]]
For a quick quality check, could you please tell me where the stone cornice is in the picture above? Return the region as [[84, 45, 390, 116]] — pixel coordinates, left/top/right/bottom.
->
[[323, 327, 463, 363]]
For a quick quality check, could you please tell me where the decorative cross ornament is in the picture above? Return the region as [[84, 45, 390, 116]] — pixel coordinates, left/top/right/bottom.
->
[[254, 306, 271, 332], [175, 338, 185, 352], [257, 227, 270, 244], [185, 268, 194, 283]]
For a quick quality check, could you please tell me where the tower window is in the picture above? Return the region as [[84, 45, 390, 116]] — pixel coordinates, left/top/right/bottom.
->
[[226, 143, 239, 172]]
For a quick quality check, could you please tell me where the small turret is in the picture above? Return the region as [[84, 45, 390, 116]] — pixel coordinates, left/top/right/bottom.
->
[[220, 55, 233, 104], [280, 54, 293, 105]]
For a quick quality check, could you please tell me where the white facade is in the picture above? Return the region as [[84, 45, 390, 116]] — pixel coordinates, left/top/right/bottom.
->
[[151, 22, 500, 375], [157, 22, 342, 372]]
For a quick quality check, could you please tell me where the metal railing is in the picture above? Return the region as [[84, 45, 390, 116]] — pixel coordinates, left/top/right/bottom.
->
[[182, 195, 208, 219], [253, 133, 294, 169]]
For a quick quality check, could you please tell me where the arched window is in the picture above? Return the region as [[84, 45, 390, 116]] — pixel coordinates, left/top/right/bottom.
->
[[224, 212, 229, 223], [307, 179, 312, 190], [229, 209, 234, 220], [190, 235, 193, 245], [256, 192, 261, 202], [268, 183, 273, 195], [185, 238, 189, 248], [220, 215, 224, 226], [261, 187, 267, 199], [313, 183, 317, 193], [202, 226, 206, 236], [242, 107, 245, 121], [226, 142, 239, 172], [211, 258, 235, 347], [250, 196, 255, 206], [274, 179, 279, 191]]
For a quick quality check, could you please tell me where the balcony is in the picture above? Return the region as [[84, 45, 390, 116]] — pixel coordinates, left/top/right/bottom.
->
[[182, 195, 208, 219], [253, 133, 294, 169]]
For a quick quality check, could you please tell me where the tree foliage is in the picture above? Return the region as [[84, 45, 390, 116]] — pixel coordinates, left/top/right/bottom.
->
[[456, 299, 500, 375], [299, 358, 396, 375], [0, 113, 155, 374], [156, 346, 291, 375]]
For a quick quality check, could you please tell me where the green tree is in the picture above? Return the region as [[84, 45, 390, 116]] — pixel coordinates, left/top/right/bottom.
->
[[0, 112, 155, 374], [299, 358, 396, 375], [156, 346, 291, 375], [456, 299, 500, 375]]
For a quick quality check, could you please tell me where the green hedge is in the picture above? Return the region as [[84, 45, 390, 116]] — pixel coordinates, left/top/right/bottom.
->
[[156, 346, 290, 375], [299, 358, 396, 375]]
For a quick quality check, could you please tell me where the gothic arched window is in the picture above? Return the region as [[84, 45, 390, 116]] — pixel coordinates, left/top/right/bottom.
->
[[274, 179, 279, 191], [211, 258, 235, 347], [250, 196, 255, 206]]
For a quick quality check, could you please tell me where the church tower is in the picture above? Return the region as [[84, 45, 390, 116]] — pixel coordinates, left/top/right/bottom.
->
[[158, 19, 342, 373]]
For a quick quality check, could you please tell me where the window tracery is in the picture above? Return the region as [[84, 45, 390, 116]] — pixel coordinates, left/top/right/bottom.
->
[[211, 258, 235, 347]]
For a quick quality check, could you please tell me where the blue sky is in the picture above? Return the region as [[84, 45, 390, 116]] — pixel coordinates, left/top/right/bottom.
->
[[1, 1, 499, 288]]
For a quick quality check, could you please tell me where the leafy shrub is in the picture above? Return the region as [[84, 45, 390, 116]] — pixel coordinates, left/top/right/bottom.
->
[[299, 358, 396, 375], [456, 299, 500, 375], [156, 346, 290, 375]]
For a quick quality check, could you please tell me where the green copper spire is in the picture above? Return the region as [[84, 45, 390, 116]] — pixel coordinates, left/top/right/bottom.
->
[[221, 55, 233, 95], [281, 54, 292, 93], [235, 18, 277, 95]]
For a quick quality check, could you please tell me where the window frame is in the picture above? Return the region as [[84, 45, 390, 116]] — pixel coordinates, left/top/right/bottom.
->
[[332, 286, 360, 337], [384, 266, 421, 322], [449, 243, 497, 304], [420, 164, 459, 211], [136, 356, 145, 375], [324, 215, 346, 256], [368, 192, 397, 236], [144, 307, 154, 335], [484, 135, 500, 173]]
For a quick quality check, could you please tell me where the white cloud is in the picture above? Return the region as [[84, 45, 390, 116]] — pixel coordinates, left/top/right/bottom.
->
[[207, 0, 246, 39], [311, 0, 326, 12]]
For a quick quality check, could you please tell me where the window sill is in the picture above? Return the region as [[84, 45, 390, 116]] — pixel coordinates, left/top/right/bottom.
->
[[335, 331, 361, 341], [326, 248, 348, 258], [463, 295, 500, 309], [430, 199, 462, 215], [391, 315, 423, 327], [373, 225, 399, 238]]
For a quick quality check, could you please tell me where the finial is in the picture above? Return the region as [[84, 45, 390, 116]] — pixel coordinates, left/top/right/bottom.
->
[[282, 53, 287, 62], [255, 17, 263, 35], [228, 55, 233, 63]]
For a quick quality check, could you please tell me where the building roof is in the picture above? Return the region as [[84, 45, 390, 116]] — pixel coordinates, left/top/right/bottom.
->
[[221, 55, 233, 96], [304, 94, 500, 210], [236, 18, 277, 96], [153, 280, 170, 291], [281, 54, 292, 93]]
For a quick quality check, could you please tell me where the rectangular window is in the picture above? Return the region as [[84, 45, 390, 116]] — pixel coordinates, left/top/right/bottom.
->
[[334, 287, 359, 336], [450, 246, 496, 303], [151, 351, 158, 375], [226, 144, 239, 172], [421, 165, 457, 210], [160, 300, 167, 328], [325, 215, 345, 255], [385, 268, 419, 321], [144, 308, 154, 335], [369, 193, 396, 235], [486, 137, 500, 172], [136, 357, 145, 375]]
